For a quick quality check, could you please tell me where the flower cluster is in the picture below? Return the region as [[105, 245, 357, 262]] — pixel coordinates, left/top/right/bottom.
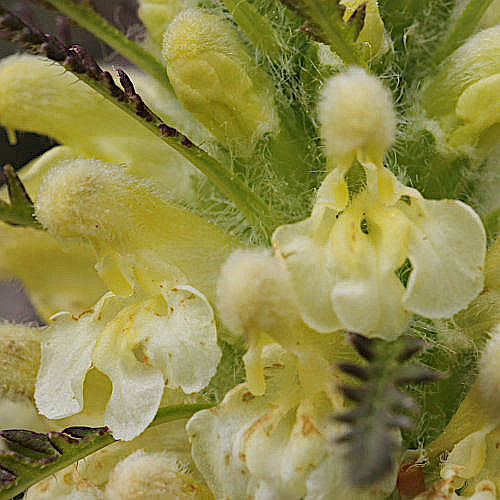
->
[[0, 0, 498, 499]]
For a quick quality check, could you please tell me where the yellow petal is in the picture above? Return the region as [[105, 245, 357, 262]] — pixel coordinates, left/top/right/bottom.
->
[[329, 194, 411, 338], [187, 344, 354, 499], [92, 299, 165, 441], [140, 285, 220, 394], [401, 198, 486, 318], [35, 293, 127, 419], [0, 223, 106, 320], [186, 345, 305, 499], [0, 148, 106, 319], [93, 286, 220, 440], [273, 218, 342, 333]]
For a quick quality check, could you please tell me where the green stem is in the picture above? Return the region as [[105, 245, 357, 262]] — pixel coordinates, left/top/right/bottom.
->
[[433, 0, 495, 65], [76, 73, 274, 237], [42, 0, 172, 91], [0, 404, 213, 500]]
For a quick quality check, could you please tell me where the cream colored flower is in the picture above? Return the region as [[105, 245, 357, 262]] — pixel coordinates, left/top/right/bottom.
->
[[32, 160, 237, 440], [35, 284, 220, 441], [273, 167, 486, 339], [187, 344, 397, 499], [216, 248, 348, 395], [104, 449, 213, 499]]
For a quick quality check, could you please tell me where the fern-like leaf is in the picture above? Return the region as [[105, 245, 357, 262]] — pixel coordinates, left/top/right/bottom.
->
[[0, 404, 212, 500], [0, 165, 41, 229], [278, 0, 367, 67], [335, 333, 442, 487]]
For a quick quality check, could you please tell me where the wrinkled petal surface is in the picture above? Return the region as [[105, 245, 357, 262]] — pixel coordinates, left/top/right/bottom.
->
[[35, 293, 125, 419], [93, 286, 220, 440], [187, 345, 353, 499], [92, 300, 165, 441], [140, 285, 220, 393], [402, 198, 486, 318]]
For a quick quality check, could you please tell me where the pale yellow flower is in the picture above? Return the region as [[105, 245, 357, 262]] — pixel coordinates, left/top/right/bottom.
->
[[273, 166, 486, 339], [187, 344, 397, 499]]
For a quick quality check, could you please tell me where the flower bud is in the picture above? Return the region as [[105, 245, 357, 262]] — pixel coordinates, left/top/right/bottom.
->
[[420, 26, 500, 155], [318, 67, 396, 208], [162, 9, 278, 153], [104, 450, 213, 499], [216, 249, 298, 337], [216, 249, 301, 395]]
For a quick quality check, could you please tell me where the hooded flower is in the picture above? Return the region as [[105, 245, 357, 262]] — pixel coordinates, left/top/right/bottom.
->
[[35, 287, 220, 441], [187, 343, 397, 499], [273, 170, 486, 339], [273, 69, 486, 339], [32, 159, 239, 439]]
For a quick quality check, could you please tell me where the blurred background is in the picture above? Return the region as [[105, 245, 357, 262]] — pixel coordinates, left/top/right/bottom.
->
[[0, 0, 139, 323]]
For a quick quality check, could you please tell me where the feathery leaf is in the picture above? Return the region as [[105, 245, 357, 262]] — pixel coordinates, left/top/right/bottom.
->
[[334, 333, 441, 487]]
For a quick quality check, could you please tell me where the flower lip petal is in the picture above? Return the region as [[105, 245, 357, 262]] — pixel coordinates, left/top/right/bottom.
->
[[143, 284, 221, 394], [272, 219, 342, 334], [402, 198, 486, 318], [92, 300, 165, 441], [101, 353, 164, 441], [35, 292, 117, 419]]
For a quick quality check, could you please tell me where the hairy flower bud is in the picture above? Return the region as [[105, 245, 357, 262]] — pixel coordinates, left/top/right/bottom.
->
[[163, 8, 278, 153], [317, 67, 396, 208], [34, 159, 237, 300], [104, 450, 213, 499], [217, 249, 301, 395], [216, 249, 298, 337]]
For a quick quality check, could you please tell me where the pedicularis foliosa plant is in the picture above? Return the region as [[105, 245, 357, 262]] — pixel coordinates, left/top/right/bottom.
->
[[0, 0, 498, 498]]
